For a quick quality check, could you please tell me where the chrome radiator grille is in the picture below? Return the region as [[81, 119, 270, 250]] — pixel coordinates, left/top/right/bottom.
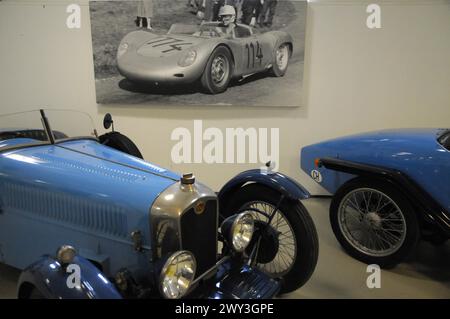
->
[[180, 200, 218, 276]]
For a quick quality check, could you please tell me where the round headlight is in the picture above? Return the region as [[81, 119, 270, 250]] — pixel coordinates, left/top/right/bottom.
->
[[231, 213, 254, 252], [178, 49, 197, 67], [160, 251, 196, 299], [117, 42, 129, 58], [56, 245, 76, 264]]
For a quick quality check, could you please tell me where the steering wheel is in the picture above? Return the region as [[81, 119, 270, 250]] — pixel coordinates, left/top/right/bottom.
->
[[198, 29, 220, 37]]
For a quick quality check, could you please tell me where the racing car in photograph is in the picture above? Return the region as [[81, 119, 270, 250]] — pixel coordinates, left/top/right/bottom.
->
[[301, 129, 450, 268], [117, 22, 293, 94]]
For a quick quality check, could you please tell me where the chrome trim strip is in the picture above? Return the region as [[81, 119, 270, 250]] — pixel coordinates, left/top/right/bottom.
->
[[55, 136, 99, 144]]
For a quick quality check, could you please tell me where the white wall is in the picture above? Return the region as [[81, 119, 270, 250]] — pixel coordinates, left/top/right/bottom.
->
[[0, 0, 449, 194]]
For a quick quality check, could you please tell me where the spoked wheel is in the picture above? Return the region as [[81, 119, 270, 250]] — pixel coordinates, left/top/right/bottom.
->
[[227, 184, 319, 294], [270, 43, 290, 77], [330, 178, 420, 268], [242, 202, 297, 278], [201, 46, 233, 94]]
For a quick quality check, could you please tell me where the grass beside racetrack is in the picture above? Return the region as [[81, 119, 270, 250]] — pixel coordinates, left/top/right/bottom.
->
[[90, 0, 299, 79]]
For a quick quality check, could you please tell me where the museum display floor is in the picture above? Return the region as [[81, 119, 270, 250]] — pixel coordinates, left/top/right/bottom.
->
[[1, 198, 449, 299]]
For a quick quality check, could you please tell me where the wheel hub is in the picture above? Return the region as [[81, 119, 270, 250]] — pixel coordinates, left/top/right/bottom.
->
[[364, 212, 382, 229], [211, 56, 227, 84], [248, 220, 280, 264], [276, 45, 289, 70], [338, 187, 407, 257]]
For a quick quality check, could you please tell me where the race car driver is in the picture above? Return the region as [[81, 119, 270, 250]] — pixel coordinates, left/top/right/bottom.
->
[[217, 5, 237, 36]]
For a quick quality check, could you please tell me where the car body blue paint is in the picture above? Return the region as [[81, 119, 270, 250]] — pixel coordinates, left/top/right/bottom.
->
[[59, 139, 179, 180], [300, 128, 450, 213], [0, 138, 44, 149], [17, 255, 122, 299], [218, 169, 310, 202], [0, 140, 177, 275]]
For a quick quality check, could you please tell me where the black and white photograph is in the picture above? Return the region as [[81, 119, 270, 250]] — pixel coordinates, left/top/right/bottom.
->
[[2, 0, 450, 304], [89, 0, 307, 106]]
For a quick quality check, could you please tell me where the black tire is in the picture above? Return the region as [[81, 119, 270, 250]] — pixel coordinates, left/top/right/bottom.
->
[[422, 232, 448, 246], [226, 184, 319, 294], [28, 288, 45, 299], [330, 178, 420, 268], [269, 42, 291, 77], [200, 46, 233, 94], [99, 132, 143, 159]]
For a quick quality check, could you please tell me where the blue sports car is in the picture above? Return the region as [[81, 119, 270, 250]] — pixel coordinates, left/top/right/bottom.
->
[[301, 129, 450, 268], [0, 109, 318, 298]]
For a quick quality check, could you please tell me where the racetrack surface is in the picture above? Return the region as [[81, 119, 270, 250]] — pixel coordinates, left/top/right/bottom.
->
[[93, 0, 306, 106], [96, 60, 303, 106]]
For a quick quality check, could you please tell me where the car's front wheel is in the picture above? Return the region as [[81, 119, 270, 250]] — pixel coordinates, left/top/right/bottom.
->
[[26, 288, 45, 299], [270, 43, 290, 77], [330, 178, 420, 268], [200, 46, 233, 94], [227, 184, 319, 294]]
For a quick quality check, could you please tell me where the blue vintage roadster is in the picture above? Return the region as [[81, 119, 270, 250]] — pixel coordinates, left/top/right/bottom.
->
[[0, 109, 318, 299], [301, 129, 450, 268]]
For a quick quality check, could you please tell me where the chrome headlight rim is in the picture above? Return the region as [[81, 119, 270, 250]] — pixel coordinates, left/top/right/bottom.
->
[[178, 49, 197, 67], [230, 212, 255, 253], [159, 250, 197, 299], [56, 245, 77, 264], [117, 42, 129, 58]]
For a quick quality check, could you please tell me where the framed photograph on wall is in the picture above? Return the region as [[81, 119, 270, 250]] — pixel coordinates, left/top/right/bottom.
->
[[89, 0, 307, 107]]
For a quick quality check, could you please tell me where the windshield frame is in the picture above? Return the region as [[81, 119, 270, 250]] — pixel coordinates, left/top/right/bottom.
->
[[0, 109, 98, 153]]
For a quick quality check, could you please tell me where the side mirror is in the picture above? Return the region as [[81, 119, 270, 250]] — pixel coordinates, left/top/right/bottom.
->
[[103, 113, 114, 131]]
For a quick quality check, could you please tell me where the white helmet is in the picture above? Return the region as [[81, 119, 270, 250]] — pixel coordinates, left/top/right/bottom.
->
[[219, 5, 236, 25]]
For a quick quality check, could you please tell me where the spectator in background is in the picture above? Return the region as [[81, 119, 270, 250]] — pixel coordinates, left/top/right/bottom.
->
[[212, 0, 226, 21], [187, 0, 202, 13], [136, 0, 154, 30], [201, 0, 222, 21], [198, 0, 242, 22], [259, 0, 277, 27], [241, 0, 262, 26]]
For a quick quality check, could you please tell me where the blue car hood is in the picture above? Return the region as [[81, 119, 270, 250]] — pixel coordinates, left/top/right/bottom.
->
[[307, 128, 446, 159], [318, 128, 444, 148], [0, 139, 180, 245], [301, 128, 450, 213], [58, 139, 180, 181]]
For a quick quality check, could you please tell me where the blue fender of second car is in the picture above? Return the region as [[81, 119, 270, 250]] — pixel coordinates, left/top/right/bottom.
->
[[300, 128, 450, 214], [17, 255, 122, 299], [218, 169, 310, 208]]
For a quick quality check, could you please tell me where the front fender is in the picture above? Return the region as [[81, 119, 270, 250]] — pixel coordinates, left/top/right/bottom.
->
[[218, 169, 310, 211], [269, 31, 293, 44], [17, 255, 122, 299]]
